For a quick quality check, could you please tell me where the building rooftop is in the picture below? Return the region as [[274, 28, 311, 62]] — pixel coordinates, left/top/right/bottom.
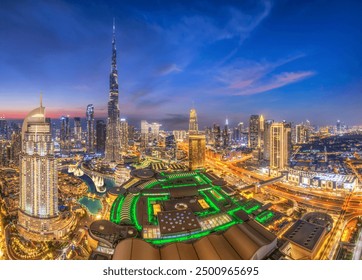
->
[[283, 219, 326, 251], [158, 210, 201, 236], [113, 221, 277, 260]]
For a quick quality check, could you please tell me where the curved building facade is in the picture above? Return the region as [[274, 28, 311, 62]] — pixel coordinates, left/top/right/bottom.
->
[[17, 100, 72, 241]]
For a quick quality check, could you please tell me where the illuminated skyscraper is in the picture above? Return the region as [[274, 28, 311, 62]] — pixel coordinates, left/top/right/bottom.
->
[[270, 122, 291, 169], [86, 104, 95, 153], [74, 117, 82, 148], [0, 117, 8, 140], [105, 20, 121, 162], [222, 118, 230, 148], [189, 134, 206, 170], [189, 108, 198, 135], [336, 120, 341, 133], [120, 118, 128, 152], [248, 115, 260, 149], [141, 120, 150, 148], [263, 119, 274, 160], [173, 130, 187, 142], [11, 131, 21, 166], [213, 123, 222, 149], [60, 115, 70, 155], [17, 99, 70, 240], [296, 124, 309, 144]]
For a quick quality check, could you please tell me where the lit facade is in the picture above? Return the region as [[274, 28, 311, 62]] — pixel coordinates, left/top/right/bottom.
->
[[189, 108, 198, 135], [17, 100, 71, 240], [120, 118, 128, 152], [249, 115, 261, 149], [60, 115, 70, 154], [173, 130, 186, 142], [74, 117, 82, 148], [189, 134, 206, 170], [270, 122, 291, 169], [86, 104, 95, 153], [105, 21, 121, 162], [295, 124, 310, 144], [263, 119, 274, 160]]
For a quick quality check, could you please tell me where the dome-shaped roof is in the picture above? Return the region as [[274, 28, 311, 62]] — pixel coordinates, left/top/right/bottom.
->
[[22, 105, 46, 136]]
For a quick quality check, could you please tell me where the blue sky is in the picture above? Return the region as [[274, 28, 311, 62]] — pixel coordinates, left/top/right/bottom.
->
[[0, 0, 361, 129]]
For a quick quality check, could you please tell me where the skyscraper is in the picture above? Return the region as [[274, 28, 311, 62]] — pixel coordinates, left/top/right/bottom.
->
[[165, 134, 177, 161], [189, 134, 206, 170], [296, 124, 309, 144], [141, 120, 150, 149], [0, 117, 8, 140], [60, 115, 70, 155], [74, 117, 82, 149], [11, 131, 21, 166], [222, 118, 230, 148], [213, 123, 222, 149], [17, 99, 70, 240], [96, 120, 106, 155], [105, 20, 121, 162], [248, 115, 260, 149], [336, 120, 341, 133], [120, 118, 128, 153], [189, 108, 198, 135], [263, 119, 274, 161], [270, 122, 291, 170], [86, 104, 95, 153]]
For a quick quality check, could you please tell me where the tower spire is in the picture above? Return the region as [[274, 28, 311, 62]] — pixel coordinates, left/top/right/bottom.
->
[[40, 92, 43, 107], [111, 17, 117, 72], [106, 19, 121, 162]]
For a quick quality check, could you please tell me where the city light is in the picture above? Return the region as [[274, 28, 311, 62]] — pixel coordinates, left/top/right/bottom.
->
[[0, 0, 361, 263]]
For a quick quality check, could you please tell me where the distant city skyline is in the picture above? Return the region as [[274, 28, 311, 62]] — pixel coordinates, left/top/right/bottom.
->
[[0, 0, 362, 129]]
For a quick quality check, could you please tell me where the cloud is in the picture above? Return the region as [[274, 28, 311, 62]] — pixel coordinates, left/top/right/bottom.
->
[[136, 98, 171, 109], [160, 113, 189, 130], [232, 71, 316, 96], [215, 54, 315, 96], [157, 64, 182, 76]]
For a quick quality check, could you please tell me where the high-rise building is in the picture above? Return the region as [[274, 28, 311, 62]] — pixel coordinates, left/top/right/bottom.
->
[[128, 125, 135, 144], [173, 130, 187, 142], [96, 120, 106, 155], [0, 140, 10, 166], [189, 134, 206, 170], [0, 117, 8, 140], [205, 127, 213, 145], [11, 131, 21, 166], [120, 118, 129, 152], [263, 119, 274, 160], [105, 20, 121, 162], [17, 99, 71, 241], [222, 118, 230, 148], [259, 115, 265, 149], [74, 117, 82, 148], [336, 120, 341, 133], [249, 115, 260, 149], [213, 123, 222, 149], [165, 134, 177, 161], [189, 108, 198, 135], [140, 120, 162, 147], [86, 104, 95, 153], [60, 115, 70, 155], [296, 124, 309, 144], [270, 122, 291, 170], [141, 120, 150, 148]]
